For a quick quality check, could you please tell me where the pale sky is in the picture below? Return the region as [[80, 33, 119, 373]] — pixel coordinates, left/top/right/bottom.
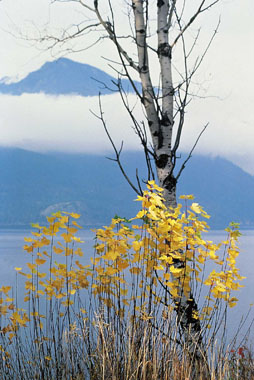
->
[[0, 0, 253, 174]]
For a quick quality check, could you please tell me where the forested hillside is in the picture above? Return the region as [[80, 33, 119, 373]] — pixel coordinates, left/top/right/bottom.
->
[[1, 148, 253, 228]]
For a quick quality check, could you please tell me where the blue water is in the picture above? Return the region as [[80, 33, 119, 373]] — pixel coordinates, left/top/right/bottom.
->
[[0, 228, 253, 342], [203, 230, 254, 342], [0, 228, 94, 285]]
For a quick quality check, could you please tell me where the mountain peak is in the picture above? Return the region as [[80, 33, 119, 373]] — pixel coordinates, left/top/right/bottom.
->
[[0, 58, 138, 96]]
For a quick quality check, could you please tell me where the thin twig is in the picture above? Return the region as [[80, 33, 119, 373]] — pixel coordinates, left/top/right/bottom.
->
[[90, 94, 142, 195], [175, 123, 209, 181]]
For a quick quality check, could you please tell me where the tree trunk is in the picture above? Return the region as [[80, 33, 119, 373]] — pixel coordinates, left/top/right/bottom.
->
[[132, 0, 205, 363], [132, 0, 177, 208]]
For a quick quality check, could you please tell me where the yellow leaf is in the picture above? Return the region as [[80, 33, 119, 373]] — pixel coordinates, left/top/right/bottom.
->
[[0, 286, 11, 295], [14, 267, 22, 271], [170, 266, 184, 274], [61, 233, 72, 243], [25, 281, 36, 291], [65, 248, 72, 256], [45, 356, 52, 361], [117, 262, 129, 271], [164, 281, 174, 287], [122, 299, 130, 306], [72, 220, 83, 228], [74, 248, 83, 257], [31, 223, 43, 229], [102, 251, 119, 261], [47, 217, 56, 224], [37, 272, 47, 278], [130, 267, 141, 275], [103, 298, 113, 308], [56, 294, 65, 299], [0, 305, 8, 315], [5, 298, 14, 303], [170, 288, 179, 298], [23, 244, 34, 253], [190, 203, 201, 214], [26, 263, 36, 271], [197, 255, 205, 264], [67, 227, 78, 234], [24, 237, 34, 242], [35, 259, 46, 266], [120, 288, 128, 296], [214, 283, 226, 292], [69, 213, 80, 219], [31, 232, 42, 237], [154, 265, 165, 271], [8, 333, 16, 340], [179, 195, 194, 200], [72, 236, 84, 243], [59, 216, 69, 224], [105, 267, 118, 276], [228, 297, 238, 308], [192, 310, 199, 320], [132, 241, 142, 251], [135, 210, 146, 219], [62, 299, 74, 307], [42, 251, 50, 258], [147, 180, 163, 192], [53, 246, 63, 254], [31, 311, 39, 317]]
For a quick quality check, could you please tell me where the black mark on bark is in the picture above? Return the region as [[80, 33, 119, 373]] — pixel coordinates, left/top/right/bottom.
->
[[157, 0, 165, 7], [156, 154, 168, 169], [161, 113, 172, 127], [163, 174, 177, 192], [158, 43, 172, 59]]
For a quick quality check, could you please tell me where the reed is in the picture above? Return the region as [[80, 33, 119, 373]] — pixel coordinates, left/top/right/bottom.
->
[[0, 182, 252, 379]]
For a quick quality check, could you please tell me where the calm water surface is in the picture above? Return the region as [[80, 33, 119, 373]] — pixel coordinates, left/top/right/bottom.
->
[[0, 228, 253, 340]]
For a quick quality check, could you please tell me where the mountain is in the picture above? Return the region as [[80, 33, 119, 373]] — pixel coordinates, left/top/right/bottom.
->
[[0, 58, 140, 96], [0, 148, 253, 229], [0, 59, 253, 229], [177, 155, 254, 228]]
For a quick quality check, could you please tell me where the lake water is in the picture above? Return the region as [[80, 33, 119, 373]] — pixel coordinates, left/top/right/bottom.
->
[[0, 228, 253, 342]]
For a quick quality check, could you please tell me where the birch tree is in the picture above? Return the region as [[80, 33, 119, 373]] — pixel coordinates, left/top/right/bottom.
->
[[38, 0, 220, 359]]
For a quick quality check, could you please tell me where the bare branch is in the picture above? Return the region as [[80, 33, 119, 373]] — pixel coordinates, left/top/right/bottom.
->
[[90, 94, 142, 196], [93, 1, 139, 72], [172, 0, 220, 47], [175, 123, 209, 181], [167, 0, 177, 30], [117, 81, 155, 181], [52, 0, 96, 13]]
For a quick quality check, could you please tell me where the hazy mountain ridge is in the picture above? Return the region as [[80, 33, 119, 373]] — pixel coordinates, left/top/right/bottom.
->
[[0, 59, 252, 229], [0, 58, 140, 96], [0, 148, 253, 229]]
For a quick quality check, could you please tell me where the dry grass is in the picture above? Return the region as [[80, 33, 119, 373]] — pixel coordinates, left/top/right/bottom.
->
[[0, 186, 253, 379]]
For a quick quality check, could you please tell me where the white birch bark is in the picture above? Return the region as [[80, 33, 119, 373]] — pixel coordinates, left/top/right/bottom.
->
[[132, 0, 204, 359], [157, 0, 176, 208], [132, 0, 159, 150], [132, 0, 176, 208]]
